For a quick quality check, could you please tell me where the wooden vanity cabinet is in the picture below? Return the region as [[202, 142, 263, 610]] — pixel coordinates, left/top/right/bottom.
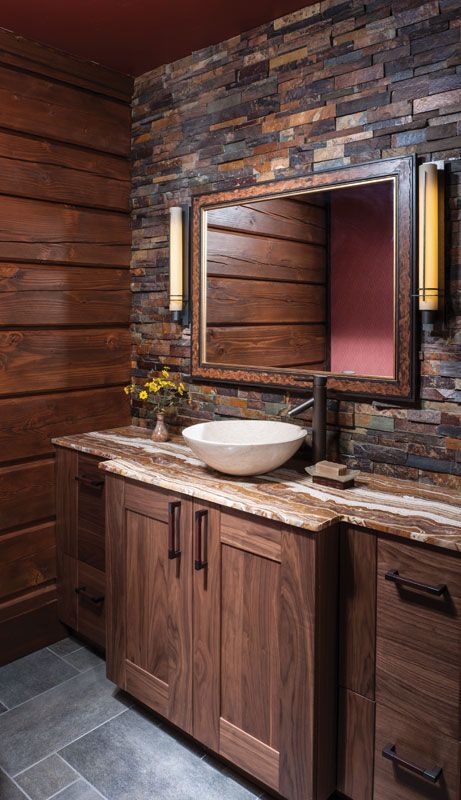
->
[[55, 446, 107, 648], [105, 475, 339, 800]]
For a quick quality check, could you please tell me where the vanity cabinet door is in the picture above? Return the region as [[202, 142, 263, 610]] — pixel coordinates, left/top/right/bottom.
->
[[193, 506, 338, 800], [122, 482, 193, 734]]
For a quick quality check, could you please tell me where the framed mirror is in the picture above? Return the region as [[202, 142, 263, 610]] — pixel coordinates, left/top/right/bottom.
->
[[191, 156, 416, 402]]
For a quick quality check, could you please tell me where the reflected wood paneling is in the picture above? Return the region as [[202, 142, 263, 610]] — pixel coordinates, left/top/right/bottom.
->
[[0, 27, 131, 666], [206, 324, 326, 368], [207, 229, 326, 283], [207, 278, 325, 325], [207, 199, 326, 244], [0, 328, 130, 395]]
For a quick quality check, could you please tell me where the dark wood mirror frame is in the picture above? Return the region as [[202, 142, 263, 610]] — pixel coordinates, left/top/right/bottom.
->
[[191, 155, 417, 403]]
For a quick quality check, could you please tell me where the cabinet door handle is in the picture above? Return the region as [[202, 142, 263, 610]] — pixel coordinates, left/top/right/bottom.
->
[[382, 744, 442, 783], [168, 501, 182, 560], [194, 509, 208, 571], [75, 475, 104, 492], [75, 586, 105, 605], [385, 569, 447, 596]]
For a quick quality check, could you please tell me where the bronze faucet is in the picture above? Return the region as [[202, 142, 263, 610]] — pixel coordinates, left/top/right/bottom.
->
[[287, 375, 327, 464]]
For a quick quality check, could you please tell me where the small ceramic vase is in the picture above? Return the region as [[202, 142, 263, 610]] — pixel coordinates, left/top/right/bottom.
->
[[151, 412, 169, 443]]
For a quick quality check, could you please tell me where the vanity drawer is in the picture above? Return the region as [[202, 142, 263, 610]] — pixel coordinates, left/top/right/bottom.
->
[[76, 561, 106, 650], [376, 539, 460, 739], [77, 454, 105, 571], [374, 704, 460, 800]]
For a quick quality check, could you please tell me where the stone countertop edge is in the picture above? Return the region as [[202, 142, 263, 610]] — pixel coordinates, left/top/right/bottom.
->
[[53, 426, 461, 553]]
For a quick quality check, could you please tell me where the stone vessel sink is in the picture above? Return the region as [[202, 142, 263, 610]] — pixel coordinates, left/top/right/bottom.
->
[[182, 420, 307, 476]]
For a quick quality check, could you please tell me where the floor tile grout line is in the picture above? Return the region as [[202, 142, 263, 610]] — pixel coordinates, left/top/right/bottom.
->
[[0, 765, 34, 800], [11, 705, 131, 779], [2, 662, 105, 716], [48, 649, 86, 671], [46, 644, 85, 658], [79, 775, 109, 800], [45, 776, 82, 800]]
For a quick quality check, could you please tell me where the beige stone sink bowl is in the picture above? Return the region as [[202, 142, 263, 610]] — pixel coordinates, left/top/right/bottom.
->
[[182, 420, 307, 476]]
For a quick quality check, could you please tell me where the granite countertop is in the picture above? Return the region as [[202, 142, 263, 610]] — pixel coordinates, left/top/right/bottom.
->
[[53, 426, 461, 553]]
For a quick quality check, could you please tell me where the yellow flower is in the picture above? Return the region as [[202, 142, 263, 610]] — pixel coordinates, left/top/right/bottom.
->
[[162, 368, 170, 377], [123, 384, 134, 395], [139, 390, 148, 400]]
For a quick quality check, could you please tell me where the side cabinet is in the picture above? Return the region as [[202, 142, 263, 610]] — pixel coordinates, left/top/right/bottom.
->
[[55, 446, 107, 648], [105, 475, 339, 800]]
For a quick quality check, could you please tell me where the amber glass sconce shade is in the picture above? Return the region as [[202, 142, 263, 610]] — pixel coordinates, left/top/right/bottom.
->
[[418, 162, 445, 323], [169, 205, 190, 324]]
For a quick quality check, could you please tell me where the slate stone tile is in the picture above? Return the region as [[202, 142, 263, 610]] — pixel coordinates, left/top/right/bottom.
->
[[0, 648, 78, 708], [0, 665, 129, 776], [61, 648, 104, 673], [15, 755, 78, 800], [52, 780, 103, 800], [0, 702, 7, 713], [61, 708, 261, 800], [0, 770, 28, 799], [48, 638, 84, 657]]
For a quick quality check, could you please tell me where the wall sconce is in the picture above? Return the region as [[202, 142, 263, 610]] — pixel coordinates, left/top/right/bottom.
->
[[418, 161, 445, 324], [169, 205, 190, 325]]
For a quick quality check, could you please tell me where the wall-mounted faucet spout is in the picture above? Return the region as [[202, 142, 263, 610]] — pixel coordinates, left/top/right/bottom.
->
[[287, 375, 327, 464]]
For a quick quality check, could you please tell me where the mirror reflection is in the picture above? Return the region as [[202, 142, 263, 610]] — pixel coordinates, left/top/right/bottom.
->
[[203, 179, 395, 379]]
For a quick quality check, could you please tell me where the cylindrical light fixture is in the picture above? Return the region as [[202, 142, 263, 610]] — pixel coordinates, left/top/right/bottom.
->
[[169, 206, 183, 321], [418, 162, 444, 323]]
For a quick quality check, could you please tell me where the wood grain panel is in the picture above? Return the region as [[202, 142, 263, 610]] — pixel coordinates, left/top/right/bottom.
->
[[56, 551, 78, 629], [279, 530, 316, 800], [337, 688, 375, 800], [77, 454, 106, 571], [0, 131, 130, 180], [207, 199, 326, 244], [0, 328, 130, 395], [0, 585, 65, 666], [207, 278, 325, 325], [105, 474, 126, 686], [0, 29, 133, 101], [193, 501, 221, 751], [207, 228, 326, 283], [0, 388, 130, 463], [219, 718, 280, 792], [221, 545, 280, 751], [339, 526, 377, 698], [206, 324, 326, 368], [125, 661, 168, 717], [220, 509, 281, 562], [55, 446, 78, 557], [0, 522, 56, 598], [374, 704, 460, 800], [0, 156, 129, 211], [125, 481, 170, 522], [0, 459, 55, 533], [0, 27, 131, 666], [376, 539, 461, 739], [0, 66, 130, 154]]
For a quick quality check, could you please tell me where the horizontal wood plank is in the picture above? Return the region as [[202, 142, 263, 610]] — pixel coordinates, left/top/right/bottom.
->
[[0, 28, 133, 100], [0, 328, 131, 395], [0, 585, 64, 666], [0, 66, 130, 154], [0, 521, 56, 598], [219, 717, 280, 791], [220, 510, 282, 562], [0, 387, 129, 463], [125, 661, 169, 717], [0, 459, 55, 532], [0, 155, 129, 211], [207, 278, 325, 325], [207, 228, 326, 283], [0, 264, 130, 292], [206, 324, 326, 367], [0, 289, 131, 327], [0, 130, 130, 180]]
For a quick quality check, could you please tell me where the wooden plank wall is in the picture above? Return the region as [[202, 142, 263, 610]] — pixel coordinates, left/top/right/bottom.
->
[[0, 28, 133, 665], [206, 196, 327, 370]]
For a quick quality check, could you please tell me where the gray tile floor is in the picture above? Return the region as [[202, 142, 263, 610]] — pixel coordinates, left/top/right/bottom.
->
[[0, 638, 268, 800]]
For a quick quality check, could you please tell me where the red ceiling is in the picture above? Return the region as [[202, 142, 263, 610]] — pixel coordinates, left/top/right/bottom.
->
[[1, 0, 318, 77]]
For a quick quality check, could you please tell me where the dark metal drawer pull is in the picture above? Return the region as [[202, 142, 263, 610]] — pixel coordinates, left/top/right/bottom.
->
[[385, 569, 447, 597], [194, 509, 208, 571], [168, 501, 182, 560], [75, 586, 105, 605], [382, 744, 442, 783], [75, 475, 104, 491]]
